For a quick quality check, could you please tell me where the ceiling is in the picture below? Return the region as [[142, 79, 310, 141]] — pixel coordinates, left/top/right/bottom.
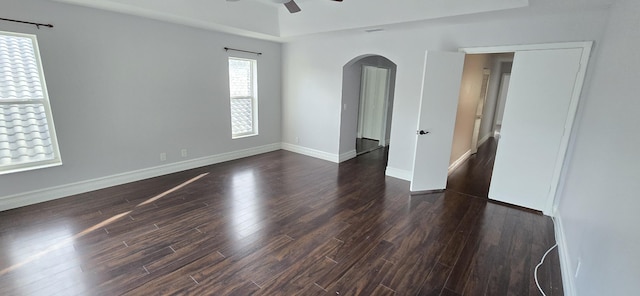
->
[[51, 0, 614, 41]]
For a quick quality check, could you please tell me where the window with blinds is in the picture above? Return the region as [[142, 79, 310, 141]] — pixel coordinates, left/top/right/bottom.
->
[[228, 57, 258, 138], [0, 31, 61, 175]]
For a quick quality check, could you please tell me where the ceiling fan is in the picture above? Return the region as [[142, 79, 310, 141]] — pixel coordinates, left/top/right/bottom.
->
[[228, 0, 343, 14], [278, 0, 343, 13]]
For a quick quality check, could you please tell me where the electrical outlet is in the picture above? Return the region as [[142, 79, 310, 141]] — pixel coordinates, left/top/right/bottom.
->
[[575, 258, 582, 278], [181, 149, 187, 158], [160, 152, 167, 162]]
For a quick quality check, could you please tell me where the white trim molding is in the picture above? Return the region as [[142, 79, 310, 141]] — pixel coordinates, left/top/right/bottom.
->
[[281, 143, 339, 163], [385, 166, 411, 181], [478, 133, 492, 147], [448, 149, 472, 175], [461, 41, 594, 214], [339, 150, 357, 163], [553, 214, 577, 296], [0, 143, 281, 212]]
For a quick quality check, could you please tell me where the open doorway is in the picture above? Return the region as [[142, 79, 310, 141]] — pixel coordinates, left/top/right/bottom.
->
[[492, 61, 513, 139], [410, 43, 591, 213], [357, 65, 390, 155], [446, 53, 514, 199], [338, 55, 397, 161]]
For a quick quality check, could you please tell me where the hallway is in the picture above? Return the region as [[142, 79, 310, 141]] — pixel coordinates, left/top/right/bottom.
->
[[447, 138, 498, 199], [355, 138, 380, 155]]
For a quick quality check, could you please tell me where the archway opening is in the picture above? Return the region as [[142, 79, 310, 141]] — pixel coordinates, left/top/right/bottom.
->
[[338, 55, 397, 162]]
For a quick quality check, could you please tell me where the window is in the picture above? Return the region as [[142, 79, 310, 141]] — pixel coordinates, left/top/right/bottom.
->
[[228, 57, 258, 138], [0, 31, 61, 175]]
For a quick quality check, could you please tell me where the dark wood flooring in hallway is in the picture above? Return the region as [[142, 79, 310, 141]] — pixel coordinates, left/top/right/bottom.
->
[[356, 138, 380, 155], [0, 148, 562, 295], [447, 138, 498, 199]]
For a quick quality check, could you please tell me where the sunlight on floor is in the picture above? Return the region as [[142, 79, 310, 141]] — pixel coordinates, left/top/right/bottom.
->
[[0, 173, 210, 281], [231, 169, 263, 240]]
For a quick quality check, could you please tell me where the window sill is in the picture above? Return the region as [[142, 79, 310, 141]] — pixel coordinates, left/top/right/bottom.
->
[[0, 161, 62, 176], [232, 133, 258, 140]]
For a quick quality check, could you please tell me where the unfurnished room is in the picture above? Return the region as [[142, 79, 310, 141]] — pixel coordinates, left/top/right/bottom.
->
[[0, 0, 638, 295]]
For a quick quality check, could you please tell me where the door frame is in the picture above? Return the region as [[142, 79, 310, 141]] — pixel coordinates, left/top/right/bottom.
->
[[460, 42, 593, 215], [470, 68, 492, 154], [493, 72, 511, 136]]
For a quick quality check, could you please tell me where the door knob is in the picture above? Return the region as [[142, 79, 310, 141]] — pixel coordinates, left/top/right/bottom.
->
[[417, 130, 429, 135]]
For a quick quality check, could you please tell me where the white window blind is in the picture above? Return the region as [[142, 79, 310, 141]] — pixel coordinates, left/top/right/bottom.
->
[[0, 31, 61, 174], [229, 57, 257, 138]]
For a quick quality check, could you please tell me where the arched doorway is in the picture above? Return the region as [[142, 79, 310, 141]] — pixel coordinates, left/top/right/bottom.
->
[[338, 55, 397, 161]]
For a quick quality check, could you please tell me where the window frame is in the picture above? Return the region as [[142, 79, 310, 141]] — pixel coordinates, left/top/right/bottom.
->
[[0, 30, 62, 175], [228, 57, 258, 139]]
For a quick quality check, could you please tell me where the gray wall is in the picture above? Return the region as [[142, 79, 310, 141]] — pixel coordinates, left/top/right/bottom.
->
[[280, 2, 640, 294], [556, 0, 640, 294], [0, 0, 281, 198], [281, 6, 610, 177]]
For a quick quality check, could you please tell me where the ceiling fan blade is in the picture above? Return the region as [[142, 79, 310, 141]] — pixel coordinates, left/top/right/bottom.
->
[[284, 0, 301, 13]]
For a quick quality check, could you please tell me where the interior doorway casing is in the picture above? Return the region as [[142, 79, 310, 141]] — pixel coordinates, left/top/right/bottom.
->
[[483, 54, 514, 139], [338, 54, 397, 162], [470, 68, 492, 154], [460, 42, 593, 215], [411, 42, 592, 217]]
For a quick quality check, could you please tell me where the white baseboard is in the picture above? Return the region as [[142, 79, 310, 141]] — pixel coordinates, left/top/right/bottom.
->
[[339, 150, 357, 163], [448, 149, 472, 175], [553, 214, 576, 296], [281, 143, 339, 163], [0, 143, 282, 212], [385, 166, 411, 181], [478, 133, 492, 146]]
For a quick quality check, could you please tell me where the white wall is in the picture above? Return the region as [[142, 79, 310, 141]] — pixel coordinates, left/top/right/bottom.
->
[[555, 0, 640, 294], [0, 0, 281, 205], [282, 7, 610, 177]]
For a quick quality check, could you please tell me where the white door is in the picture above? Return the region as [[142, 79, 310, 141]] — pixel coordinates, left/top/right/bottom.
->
[[470, 69, 491, 153], [358, 66, 388, 140], [489, 48, 583, 211], [410, 51, 465, 192]]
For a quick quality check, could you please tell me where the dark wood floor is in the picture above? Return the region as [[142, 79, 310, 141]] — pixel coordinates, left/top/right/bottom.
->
[[446, 138, 498, 199], [356, 138, 380, 155], [0, 147, 562, 295]]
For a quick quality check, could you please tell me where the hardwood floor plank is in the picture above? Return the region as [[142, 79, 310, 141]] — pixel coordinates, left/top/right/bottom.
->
[[259, 256, 337, 295], [123, 274, 196, 296], [325, 240, 395, 294], [437, 199, 485, 267], [443, 202, 499, 293], [417, 263, 452, 296], [0, 146, 563, 295], [507, 211, 535, 296], [189, 234, 293, 286], [314, 227, 395, 289], [123, 252, 224, 295], [371, 284, 397, 296]]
